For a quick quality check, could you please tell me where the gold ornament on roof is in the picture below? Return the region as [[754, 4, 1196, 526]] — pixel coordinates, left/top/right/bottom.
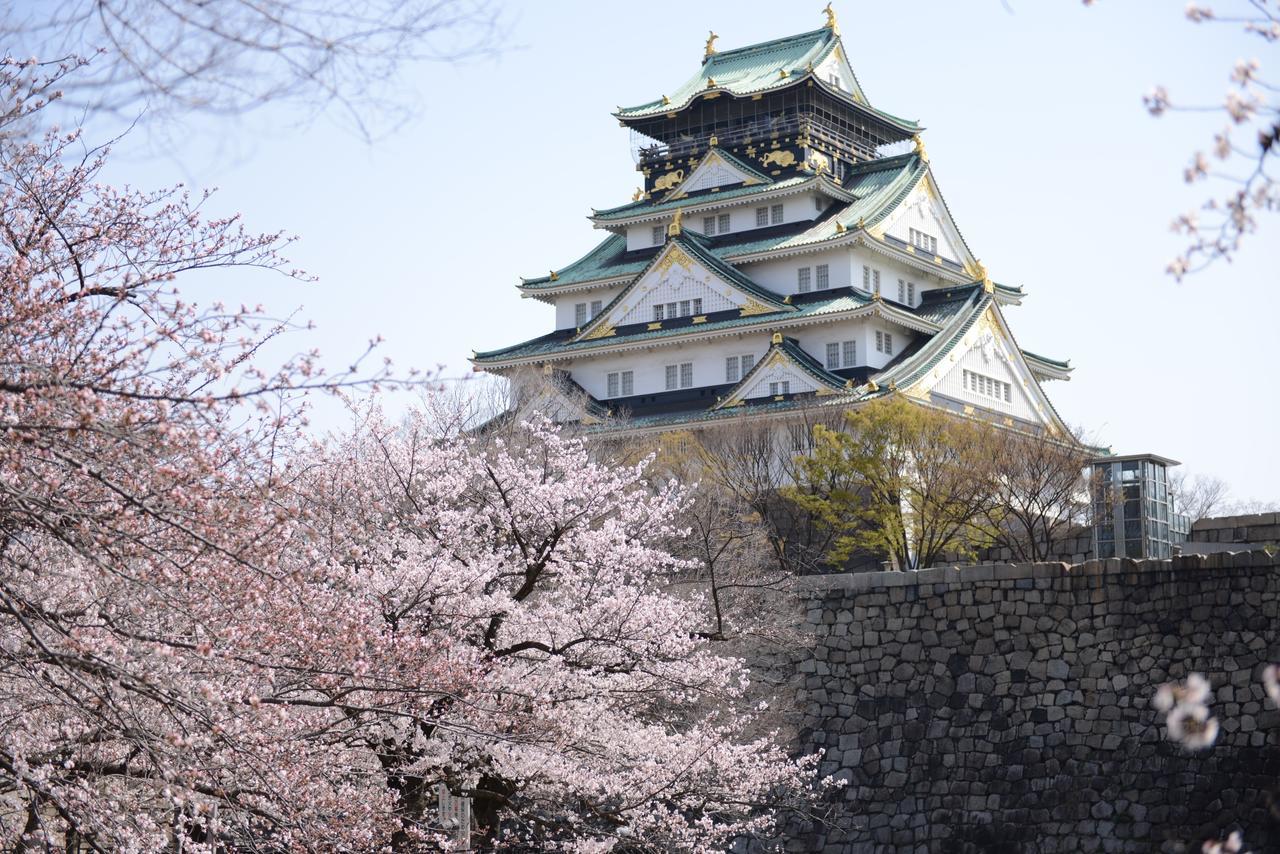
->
[[632, 188, 644, 201], [549, 270, 559, 281], [667, 208, 683, 237], [913, 134, 929, 162], [662, 94, 671, 105], [771, 332, 783, 345], [835, 221, 847, 234], [706, 77, 717, 88], [822, 3, 840, 35], [778, 68, 790, 79], [705, 31, 719, 57]]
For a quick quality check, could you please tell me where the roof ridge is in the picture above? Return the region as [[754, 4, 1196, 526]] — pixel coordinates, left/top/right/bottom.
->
[[705, 27, 830, 61]]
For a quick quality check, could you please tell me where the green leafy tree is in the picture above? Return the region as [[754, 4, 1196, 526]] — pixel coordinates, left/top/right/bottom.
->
[[788, 397, 994, 570]]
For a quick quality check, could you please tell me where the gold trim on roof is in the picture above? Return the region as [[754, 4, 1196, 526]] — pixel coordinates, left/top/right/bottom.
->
[[705, 31, 718, 57], [823, 3, 840, 35], [739, 298, 775, 317]]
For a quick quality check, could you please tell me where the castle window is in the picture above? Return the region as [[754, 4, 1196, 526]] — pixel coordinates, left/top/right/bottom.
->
[[574, 303, 587, 326], [726, 352, 755, 383], [828, 339, 857, 369], [768, 380, 791, 396], [910, 228, 938, 254], [653, 304, 665, 322], [679, 300, 690, 316], [718, 213, 731, 233], [814, 196, 825, 211], [842, 339, 856, 366], [826, 342, 840, 369], [797, 267, 812, 293], [666, 362, 693, 390], [607, 370, 634, 398], [591, 300, 603, 318], [652, 225, 664, 245], [703, 216, 717, 236], [816, 264, 830, 290], [897, 279, 916, 306], [666, 301, 678, 318], [875, 330, 893, 355], [756, 206, 769, 227], [964, 369, 1011, 404], [862, 265, 881, 294], [770, 203, 784, 224], [693, 298, 703, 314], [828, 73, 842, 90]]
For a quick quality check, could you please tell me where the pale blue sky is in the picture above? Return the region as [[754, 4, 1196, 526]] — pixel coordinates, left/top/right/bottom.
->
[[99, 1, 1278, 502]]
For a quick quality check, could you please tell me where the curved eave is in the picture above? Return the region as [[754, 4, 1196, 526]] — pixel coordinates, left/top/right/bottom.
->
[[472, 294, 942, 370], [615, 72, 921, 136], [1022, 350, 1073, 382]]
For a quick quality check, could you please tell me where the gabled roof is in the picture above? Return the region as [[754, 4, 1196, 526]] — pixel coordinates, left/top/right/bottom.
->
[[714, 334, 851, 409], [571, 230, 794, 342], [614, 26, 919, 134], [662, 146, 775, 197]]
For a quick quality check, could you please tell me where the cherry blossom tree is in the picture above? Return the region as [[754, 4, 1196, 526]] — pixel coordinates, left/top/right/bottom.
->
[[296, 407, 827, 850]]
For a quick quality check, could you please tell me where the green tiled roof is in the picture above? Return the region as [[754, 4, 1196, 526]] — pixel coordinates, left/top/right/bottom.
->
[[618, 28, 843, 118], [614, 27, 919, 133], [592, 176, 808, 223], [522, 153, 927, 291]]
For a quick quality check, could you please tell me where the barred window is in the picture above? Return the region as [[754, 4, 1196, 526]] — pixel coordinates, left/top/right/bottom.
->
[[909, 228, 938, 254], [797, 267, 812, 293], [622, 370, 633, 396], [826, 342, 840, 369], [816, 264, 830, 290], [679, 300, 690, 317], [726, 356, 740, 383], [607, 372, 619, 398], [653, 304, 665, 322], [679, 362, 693, 388], [770, 203, 784, 224], [652, 225, 664, 245], [718, 213, 731, 234], [693, 298, 703, 315], [665, 364, 678, 390], [590, 300, 602, 318], [740, 353, 755, 374], [842, 339, 856, 367], [575, 303, 587, 326], [703, 216, 717, 236], [756, 206, 769, 227]]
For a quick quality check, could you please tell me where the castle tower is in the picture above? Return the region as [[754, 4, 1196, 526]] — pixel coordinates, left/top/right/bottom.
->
[[473, 9, 1073, 436]]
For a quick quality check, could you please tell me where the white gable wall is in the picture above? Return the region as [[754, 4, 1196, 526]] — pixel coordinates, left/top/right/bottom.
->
[[879, 183, 967, 266], [920, 311, 1051, 425]]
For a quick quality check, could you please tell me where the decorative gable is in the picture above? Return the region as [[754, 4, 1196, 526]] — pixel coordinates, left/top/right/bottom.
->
[[665, 149, 770, 200], [814, 44, 865, 103], [716, 334, 849, 409], [876, 175, 974, 267], [576, 239, 788, 341], [913, 308, 1056, 427]]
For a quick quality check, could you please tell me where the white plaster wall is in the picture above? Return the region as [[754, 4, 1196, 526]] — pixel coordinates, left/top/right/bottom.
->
[[846, 245, 945, 305], [737, 356, 824, 400], [621, 192, 824, 252], [560, 332, 774, 400], [740, 246, 853, 294], [626, 221, 668, 252], [554, 288, 623, 330]]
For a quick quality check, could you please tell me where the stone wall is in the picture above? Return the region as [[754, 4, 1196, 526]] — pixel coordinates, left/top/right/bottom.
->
[[1189, 513, 1280, 548], [791, 552, 1280, 853]]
